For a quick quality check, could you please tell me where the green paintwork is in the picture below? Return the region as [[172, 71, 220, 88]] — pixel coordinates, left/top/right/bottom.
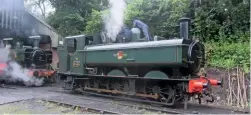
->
[[14, 48, 25, 62], [85, 46, 183, 64], [70, 51, 84, 74], [58, 35, 91, 75], [57, 46, 69, 73], [144, 71, 169, 78], [107, 69, 126, 76], [58, 34, 196, 76]]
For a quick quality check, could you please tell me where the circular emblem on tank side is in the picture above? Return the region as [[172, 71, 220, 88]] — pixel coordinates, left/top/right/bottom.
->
[[117, 51, 123, 60], [113, 51, 127, 60]]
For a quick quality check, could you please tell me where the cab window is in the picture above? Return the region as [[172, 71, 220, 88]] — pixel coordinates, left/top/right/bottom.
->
[[85, 36, 93, 45], [66, 38, 77, 54]]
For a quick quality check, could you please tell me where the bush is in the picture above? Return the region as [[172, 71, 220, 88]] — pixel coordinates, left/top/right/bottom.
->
[[205, 40, 250, 73]]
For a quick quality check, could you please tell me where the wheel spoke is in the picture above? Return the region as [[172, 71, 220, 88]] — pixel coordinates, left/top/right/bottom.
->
[[159, 91, 170, 95]]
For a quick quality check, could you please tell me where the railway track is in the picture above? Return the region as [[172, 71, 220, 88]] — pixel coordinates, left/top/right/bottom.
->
[[42, 98, 182, 114], [49, 89, 249, 114], [42, 99, 121, 114], [74, 89, 189, 114], [1, 85, 185, 114], [48, 90, 200, 114], [0, 98, 34, 106], [1, 84, 249, 114]]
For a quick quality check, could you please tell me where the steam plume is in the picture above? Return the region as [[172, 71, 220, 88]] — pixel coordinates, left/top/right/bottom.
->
[[104, 0, 126, 42], [0, 47, 44, 86], [7, 61, 44, 86]]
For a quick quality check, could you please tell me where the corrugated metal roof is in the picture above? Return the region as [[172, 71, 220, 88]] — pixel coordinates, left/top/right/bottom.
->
[[0, 0, 24, 10], [25, 9, 58, 32], [0, 10, 24, 29], [0, 0, 24, 29]]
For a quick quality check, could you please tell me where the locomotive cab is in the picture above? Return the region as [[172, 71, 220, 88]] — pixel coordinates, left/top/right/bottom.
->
[[58, 35, 94, 75]]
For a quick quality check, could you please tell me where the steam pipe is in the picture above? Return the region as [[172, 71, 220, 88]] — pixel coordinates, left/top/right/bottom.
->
[[179, 17, 191, 39]]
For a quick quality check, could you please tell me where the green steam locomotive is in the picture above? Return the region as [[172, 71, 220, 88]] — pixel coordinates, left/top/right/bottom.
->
[[57, 17, 222, 109]]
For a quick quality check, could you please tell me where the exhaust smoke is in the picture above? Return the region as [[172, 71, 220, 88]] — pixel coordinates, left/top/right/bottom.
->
[[6, 61, 44, 86], [104, 0, 127, 42], [0, 46, 44, 86]]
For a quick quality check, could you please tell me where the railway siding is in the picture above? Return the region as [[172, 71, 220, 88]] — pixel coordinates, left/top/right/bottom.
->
[[0, 85, 249, 114], [41, 94, 159, 114]]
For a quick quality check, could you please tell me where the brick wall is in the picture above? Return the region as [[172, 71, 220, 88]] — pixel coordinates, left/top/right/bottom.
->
[[39, 44, 59, 69]]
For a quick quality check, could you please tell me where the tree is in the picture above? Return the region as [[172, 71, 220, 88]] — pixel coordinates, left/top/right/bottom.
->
[[192, 0, 250, 42], [84, 9, 108, 34], [24, 0, 55, 19], [47, 0, 108, 36], [47, 0, 249, 42], [47, 0, 250, 71], [124, 0, 189, 38]]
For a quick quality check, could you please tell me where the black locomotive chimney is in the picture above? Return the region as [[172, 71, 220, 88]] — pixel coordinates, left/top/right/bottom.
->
[[29, 36, 41, 49], [179, 17, 191, 39]]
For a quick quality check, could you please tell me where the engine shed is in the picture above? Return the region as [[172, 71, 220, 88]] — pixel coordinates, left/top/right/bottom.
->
[[0, 0, 60, 69]]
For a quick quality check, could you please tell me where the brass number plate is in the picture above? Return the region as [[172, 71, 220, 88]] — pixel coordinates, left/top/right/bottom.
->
[[73, 61, 80, 67]]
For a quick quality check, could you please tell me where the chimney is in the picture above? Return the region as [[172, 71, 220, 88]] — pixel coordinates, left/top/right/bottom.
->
[[29, 36, 41, 49], [179, 17, 191, 40]]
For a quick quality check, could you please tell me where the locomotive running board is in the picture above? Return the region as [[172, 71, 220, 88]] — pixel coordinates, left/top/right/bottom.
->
[[84, 74, 190, 82], [58, 72, 192, 82]]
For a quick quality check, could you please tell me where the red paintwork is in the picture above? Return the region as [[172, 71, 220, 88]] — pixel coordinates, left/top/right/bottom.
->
[[188, 76, 221, 93], [39, 44, 59, 69], [118, 51, 123, 57], [0, 63, 7, 76], [28, 69, 56, 77], [0, 63, 7, 70], [52, 48, 59, 68]]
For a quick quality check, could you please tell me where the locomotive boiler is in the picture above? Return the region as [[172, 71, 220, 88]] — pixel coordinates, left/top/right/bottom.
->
[[57, 17, 222, 109]]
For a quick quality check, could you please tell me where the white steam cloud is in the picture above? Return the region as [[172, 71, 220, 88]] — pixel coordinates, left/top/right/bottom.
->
[[0, 42, 44, 86], [6, 62, 44, 86], [104, 0, 127, 42]]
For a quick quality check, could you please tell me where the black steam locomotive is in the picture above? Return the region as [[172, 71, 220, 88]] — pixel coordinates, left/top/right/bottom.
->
[[0, 35, 56, 85]]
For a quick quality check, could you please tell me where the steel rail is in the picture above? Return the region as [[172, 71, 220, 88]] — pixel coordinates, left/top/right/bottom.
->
[[49, 89, 249, 114], [42, 99, 123, 114], [49, 89, 190, 114]]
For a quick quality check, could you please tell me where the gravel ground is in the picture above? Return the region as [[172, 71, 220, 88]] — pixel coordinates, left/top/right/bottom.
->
[[0, 99, 95, 114], [0, 83, 249, 114], [0, 84, 157, 114]]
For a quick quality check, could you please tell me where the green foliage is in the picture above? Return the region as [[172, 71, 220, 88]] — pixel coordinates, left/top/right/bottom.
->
[[193, 0, 250, 42], [47, 10, 85, 36], [84, 10, 108, 34], [124, 0, 189, 38], [47, 0, 250, 72], [47, 0, 108, 36], [205, 34, 250, 73]]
